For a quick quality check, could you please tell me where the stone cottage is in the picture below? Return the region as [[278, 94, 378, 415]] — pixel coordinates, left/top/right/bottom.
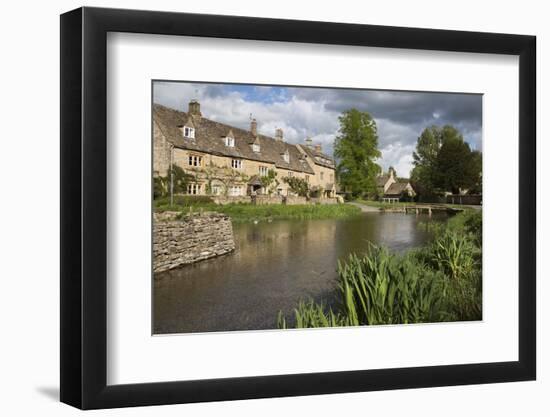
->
[[376, 167, 416, 203], [153, 100, 336, 198]]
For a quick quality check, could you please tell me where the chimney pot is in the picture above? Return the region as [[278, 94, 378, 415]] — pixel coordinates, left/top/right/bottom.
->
[[275, 128, 283, 141], [314, 143, 322, 153], [250, 118, 258, 136], [305, 137, 313, 147], [188, 99, 202, 117]]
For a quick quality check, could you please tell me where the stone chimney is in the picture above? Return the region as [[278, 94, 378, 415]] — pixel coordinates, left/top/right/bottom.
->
[[275, 128, 283, 141], [250, 118, 258, 137], [314, 143, 322, 153], [305, 137, 313, 147], [188, 99, 202, 117]]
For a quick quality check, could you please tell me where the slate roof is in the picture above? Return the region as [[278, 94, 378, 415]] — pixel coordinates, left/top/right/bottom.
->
[[248, 175, 263, 186], [153, 103, 315, 174], [376, 175, 391, 188], [385, 182, 410, 196], [297, 144, 336, 169]]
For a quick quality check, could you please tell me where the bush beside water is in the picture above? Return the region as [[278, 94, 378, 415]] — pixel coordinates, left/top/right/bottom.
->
[[277, 210, 482, 328]]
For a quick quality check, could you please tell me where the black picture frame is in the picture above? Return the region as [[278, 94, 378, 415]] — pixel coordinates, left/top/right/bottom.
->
[[60, 6, 536, 410]]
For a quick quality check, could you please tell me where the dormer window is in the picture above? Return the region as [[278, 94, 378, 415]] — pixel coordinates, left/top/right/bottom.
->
[[183, 126, 195, 138], [252, 143, 260, 153], [225, 136, 235, 147], [282, 150, 290, 163]]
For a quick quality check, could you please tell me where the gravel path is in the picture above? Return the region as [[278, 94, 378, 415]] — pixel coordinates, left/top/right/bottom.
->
[[346, 202, 381, 212]]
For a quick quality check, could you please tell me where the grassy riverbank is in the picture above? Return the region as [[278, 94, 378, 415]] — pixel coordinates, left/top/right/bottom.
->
[[277, 210, 482, 328], [353, 199, 478, 210], [154, 196, 362, 223]]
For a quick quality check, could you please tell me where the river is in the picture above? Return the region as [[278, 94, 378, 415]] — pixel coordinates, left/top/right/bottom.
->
[[153, 212, 447, 334]]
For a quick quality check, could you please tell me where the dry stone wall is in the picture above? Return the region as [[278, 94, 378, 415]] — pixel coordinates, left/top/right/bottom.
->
[[153, 211, 235, 273]]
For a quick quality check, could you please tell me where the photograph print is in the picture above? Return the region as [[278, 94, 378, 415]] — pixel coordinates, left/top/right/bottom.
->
[[152, 81, 483, 335]]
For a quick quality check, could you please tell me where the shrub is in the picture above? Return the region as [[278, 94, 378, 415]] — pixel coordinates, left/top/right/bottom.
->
[[445, 210, 482, 245], [153, 176, 167, 199], [283, 176, 310, 197]]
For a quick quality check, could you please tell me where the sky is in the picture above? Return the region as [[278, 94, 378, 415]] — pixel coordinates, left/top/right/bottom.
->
[[153, 81, 482, 178]]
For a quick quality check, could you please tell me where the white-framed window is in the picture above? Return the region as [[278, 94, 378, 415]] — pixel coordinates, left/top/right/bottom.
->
[[187, 183, 201, 195], [259, 166, 269, 176], [231, 159, 242, 169], [183, 126, 195, 138], [229, 186, 242, 196], [224, 137, 235, 147], [283, 150, 290, 163], [188, 155, 202, 167], [252, 143, 260, 153]]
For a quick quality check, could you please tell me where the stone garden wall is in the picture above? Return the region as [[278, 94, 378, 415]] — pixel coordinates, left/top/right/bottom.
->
[[309, 197, 338, 205], [153, 211, 235, 273], [192, 194, 336, 206], [255, 195, 284, 205], [211, 195, 250, 205], [285, 196, 308, 205], [254, 195, 313, 205]]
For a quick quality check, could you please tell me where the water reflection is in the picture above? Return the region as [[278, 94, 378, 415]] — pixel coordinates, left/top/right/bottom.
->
[[154, 212, 446, 334]]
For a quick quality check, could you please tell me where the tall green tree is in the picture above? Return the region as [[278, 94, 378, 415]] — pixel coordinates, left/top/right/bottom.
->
[[468, 150, 483, 194], [334, 109, 381, 198], [411, 125, 481, 196], [411, 126, 443, 195], [434, 138, 480, 194]]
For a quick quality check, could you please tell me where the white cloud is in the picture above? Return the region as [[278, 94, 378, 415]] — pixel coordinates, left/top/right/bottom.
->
[[153, 82, 481, 178], [377, 142, 416, 178]]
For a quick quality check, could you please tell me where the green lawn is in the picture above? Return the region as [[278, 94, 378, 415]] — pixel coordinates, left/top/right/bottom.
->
[[154, 196, 362, 223]]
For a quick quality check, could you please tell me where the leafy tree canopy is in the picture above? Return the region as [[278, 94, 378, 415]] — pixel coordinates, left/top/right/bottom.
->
[[411, 125, 482, 196], [283, 176, 309, 197], [334, 109, 381, 198]]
